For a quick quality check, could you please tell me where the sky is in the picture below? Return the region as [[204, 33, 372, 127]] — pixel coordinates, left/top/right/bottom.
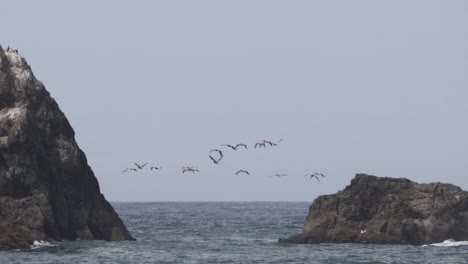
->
[[1, 1, 467, 201]]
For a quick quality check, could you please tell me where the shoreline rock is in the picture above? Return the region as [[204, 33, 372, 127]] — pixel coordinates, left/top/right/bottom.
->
[[280, 173, 468, 245], [0, 45, 134, 250]]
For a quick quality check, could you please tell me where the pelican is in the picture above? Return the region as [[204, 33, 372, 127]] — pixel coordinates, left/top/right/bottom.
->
[[222, 143, 248, 150], [235, 143, 247, 150], [182, 166, 199, 174], [263, 140, 277, 147], [134, 162, 148, 170], [235, 170, 250, 175], [305, 172, 325, 182], [254, 142, 266, 148], [270, 174, 288, 178], [209, 149, 223, 164], [221, 144, 237, 150]]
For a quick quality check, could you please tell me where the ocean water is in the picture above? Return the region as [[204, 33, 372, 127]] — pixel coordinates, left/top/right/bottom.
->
[[2, 202, 468, 264]]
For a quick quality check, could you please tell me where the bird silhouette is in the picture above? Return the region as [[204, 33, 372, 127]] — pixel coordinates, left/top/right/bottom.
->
[[221, 144, 237, 150], [209, 149, 223, 164], [235, 143, 247, 150], [305, 172, 325, 182], [150, 166, 162, 170], [221, 144, 248, 150], [182, 166, 199, 174], [254, 142, 266, 148], [134, 162, 148, 170], [270, 174, 288, 178], [263, 140, 277, 147], [235, 170, 250, 175]]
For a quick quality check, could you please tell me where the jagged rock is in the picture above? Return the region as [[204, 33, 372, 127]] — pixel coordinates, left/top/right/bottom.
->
[[0, 223, 36, 250], [0, 45, 134, 250], [280, 173, 468, 245]]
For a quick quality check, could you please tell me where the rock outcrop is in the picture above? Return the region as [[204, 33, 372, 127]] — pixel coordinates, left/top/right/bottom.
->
[[280, 174, 468, 245], [0, 45, 134, 250]]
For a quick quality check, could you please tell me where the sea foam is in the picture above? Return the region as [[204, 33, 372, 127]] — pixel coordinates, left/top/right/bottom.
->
[[424, 239, 468, 247], [30, 240, 58, 250]]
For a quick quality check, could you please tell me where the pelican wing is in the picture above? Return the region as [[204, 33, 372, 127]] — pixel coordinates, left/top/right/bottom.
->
[[209, 155, 218, 164], [236, 144, 247, 149], [221, 144, 236, 150]]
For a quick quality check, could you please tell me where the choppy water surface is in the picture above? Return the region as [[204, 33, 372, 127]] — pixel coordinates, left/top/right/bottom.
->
[[2, 202, 468, 263]]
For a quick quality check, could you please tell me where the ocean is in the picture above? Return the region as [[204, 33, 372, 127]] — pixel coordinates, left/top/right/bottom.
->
[[2, 202, 468, 264]]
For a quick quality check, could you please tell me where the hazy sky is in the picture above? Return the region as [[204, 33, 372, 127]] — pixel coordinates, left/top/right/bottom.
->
[[2, 1, 467, 201]]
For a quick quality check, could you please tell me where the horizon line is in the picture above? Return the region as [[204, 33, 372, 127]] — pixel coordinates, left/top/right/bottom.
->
[[110, 200, 312, 203]]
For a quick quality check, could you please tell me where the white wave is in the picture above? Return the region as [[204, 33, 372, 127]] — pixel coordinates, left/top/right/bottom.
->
[[216, 236, 278, 243], [30, 240, 58, 250], [255, 238, 279, 243], [425, 239, 468, 247]]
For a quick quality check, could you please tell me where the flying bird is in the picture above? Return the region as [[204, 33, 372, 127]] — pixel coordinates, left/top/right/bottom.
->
[[235, 143, 247, 150], [130, 168, 138, 172], [150, 166, 162, 170], [221, 144, 237, 150], [134, 162, 148, 170], [221, 144, 247, 150], [209, 149, 223, 164], [263, 140, 277, 147], [182, 166, 199, 174], [270, 174, 288, 178], [254, 142, 266, 148], [305, 172, 325, 182], [235, 170, 250, 175]]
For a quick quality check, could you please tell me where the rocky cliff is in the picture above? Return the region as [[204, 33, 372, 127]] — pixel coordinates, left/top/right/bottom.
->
[[280, 174, 468, 245], [0, 45, 134, 250]]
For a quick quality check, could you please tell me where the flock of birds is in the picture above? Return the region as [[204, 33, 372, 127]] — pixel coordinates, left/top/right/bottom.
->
[[122, 138, 326, 182]]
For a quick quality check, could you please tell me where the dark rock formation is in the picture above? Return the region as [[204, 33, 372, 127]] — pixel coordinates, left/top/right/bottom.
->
[[0, 45, 134, 250], [280, 173, 468, 245]]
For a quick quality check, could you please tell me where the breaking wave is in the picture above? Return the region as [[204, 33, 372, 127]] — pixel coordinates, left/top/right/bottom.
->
[[424, 239, 468, 247], [30, 240, 58, 250]]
